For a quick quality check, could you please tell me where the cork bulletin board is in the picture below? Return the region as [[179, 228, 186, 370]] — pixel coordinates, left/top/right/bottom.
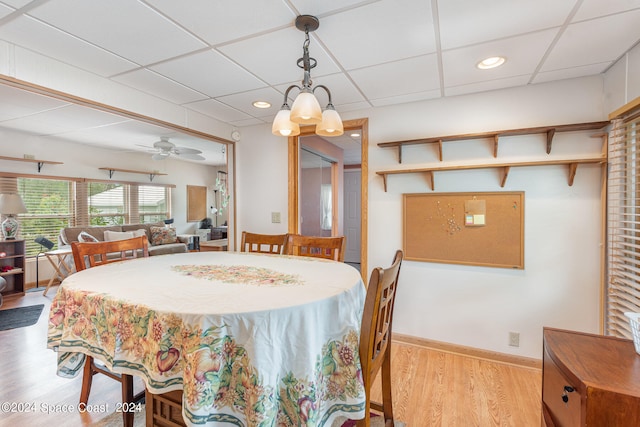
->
[[403, 192, 524, 269]]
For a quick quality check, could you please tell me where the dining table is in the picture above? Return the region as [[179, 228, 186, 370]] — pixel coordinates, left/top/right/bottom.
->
[[47, 251, 367, 427]]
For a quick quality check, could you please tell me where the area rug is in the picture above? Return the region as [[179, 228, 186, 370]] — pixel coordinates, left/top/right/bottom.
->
[[95, 409, 405, 427], [0, 304, 44, 331]]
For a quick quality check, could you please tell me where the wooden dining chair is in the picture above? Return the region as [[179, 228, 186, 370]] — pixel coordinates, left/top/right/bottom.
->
[[240, 231, 288, 254], [356, 250, 403, 427], [71, 235, 149, 427], [284, 234, 346, 262]]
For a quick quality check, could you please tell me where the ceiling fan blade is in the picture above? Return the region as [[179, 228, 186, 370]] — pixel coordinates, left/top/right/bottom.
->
[[178, 153, 206, 161], [174, 146, 202, 155]]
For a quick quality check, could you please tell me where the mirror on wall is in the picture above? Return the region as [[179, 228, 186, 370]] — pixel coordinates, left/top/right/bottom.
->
[[0, 79, 234, 245], [290, 118, 368, 277]]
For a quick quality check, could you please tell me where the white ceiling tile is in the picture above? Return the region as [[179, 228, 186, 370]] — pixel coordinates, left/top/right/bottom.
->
[[150, 50, 267, 97], [27, 0, 206, 65], [629, 45, 640, 101], [0, 2, 13, 17], [444, 75, 531, 97], [289, 0, 380, 16], [542, 10, 640, 71], [229, 117, 266, 127], [574, 0, 640, 21], [1, 104, 129, 135], [0, 0, 32, 8], [148, 0, 294, 45], [318, 0, 436, 70], [533, 63, 610, 84], [349, 54, 440, 101], [0, 16, 137, 76], [0, 84, 69, 120], [219, 26, 340, 86], [370, 89, 442, 107], [216, 87, 284, 118], [438, 0, 573, 50], [185, 98, 253, 123], [442, 30, 557, 87], [332, 100, 371, 113], [112, 68, 208, 105]]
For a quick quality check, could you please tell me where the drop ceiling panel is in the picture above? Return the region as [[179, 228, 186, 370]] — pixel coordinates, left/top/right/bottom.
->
[[444, 75, 530, 97], [533, 63, 610, 84], [185, 98, 254, 123], [0, 16, 137, 76], [0, 0, 31, 8], [0, 2, 14, 18], [290, 0, 380, 16], [149, 0, 294, 46], [215, 87, 285, 118], [150, 49, 267, 97], [542, 10, 640, 71], [112, 68, 209, 105], [438, 0, 573, 50], [27, 0, 207, 65], [219, 27, 341, 86], [349, 54, 440, 101], [442, 30, 557, 87], [318, 0, 436, 70], [0, 84, 69, 120], [573, 0, 640, 21]]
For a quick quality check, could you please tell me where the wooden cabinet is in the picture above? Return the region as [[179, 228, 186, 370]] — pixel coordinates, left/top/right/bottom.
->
[[542, 327, 640, 427], [0, 239, 26, 299]]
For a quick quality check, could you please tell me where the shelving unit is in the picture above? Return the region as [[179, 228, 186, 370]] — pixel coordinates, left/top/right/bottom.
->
[[0, 239, 26, 299], [0, 155, 63, 172], [376, 157, 605, 192], [99, 167, 167, 182], [375, 120, 610, 192], [377, 121, 609, 163]]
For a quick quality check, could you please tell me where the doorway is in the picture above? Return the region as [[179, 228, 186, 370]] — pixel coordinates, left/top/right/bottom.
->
[[288, 118, 369, 280]]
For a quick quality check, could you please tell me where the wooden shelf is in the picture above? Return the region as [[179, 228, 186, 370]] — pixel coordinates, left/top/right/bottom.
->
[[378, 121, 610, 163], [0, 155, 63, 172], [376, 157, 605, 192], [99, 167, 167, 182]]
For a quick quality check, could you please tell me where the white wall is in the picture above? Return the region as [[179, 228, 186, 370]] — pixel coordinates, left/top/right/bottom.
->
[[237, 76, 607, 359], [604, 41, 640, 113]]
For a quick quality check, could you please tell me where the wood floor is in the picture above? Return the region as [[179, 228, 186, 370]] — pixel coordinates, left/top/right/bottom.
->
[[0, 289, 542, 426]]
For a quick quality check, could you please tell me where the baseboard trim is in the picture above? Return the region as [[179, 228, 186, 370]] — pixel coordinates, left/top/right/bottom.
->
[[393, 333, 542, 370]]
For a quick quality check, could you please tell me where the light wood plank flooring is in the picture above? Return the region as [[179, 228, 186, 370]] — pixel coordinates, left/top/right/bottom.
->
[[0, 289, 542, 426]]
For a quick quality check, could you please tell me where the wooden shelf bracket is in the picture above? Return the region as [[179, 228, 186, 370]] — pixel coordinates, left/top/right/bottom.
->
[[568, 163, 578, 186], [546, 129, 556, 154], [99, 167, 167, 182], [501, 166, 511, 187]]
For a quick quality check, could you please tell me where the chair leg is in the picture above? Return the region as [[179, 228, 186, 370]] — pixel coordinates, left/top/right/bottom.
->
[[381, 353, 394, 426], [122, 374, 135, 427], [79, 355, 95, 405]]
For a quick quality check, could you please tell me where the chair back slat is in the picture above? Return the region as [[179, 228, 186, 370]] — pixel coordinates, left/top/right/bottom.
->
[[240, 232, 287, 254], [285, 234, 345, 262], [71, 235, 150, 271], [357, 250, 403, 426]]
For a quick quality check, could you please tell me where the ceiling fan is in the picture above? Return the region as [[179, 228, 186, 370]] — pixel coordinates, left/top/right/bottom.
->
[[138, 137, 205, 161]]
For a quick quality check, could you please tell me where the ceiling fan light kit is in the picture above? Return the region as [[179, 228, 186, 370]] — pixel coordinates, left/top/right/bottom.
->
[[272, 15, 343, 137]]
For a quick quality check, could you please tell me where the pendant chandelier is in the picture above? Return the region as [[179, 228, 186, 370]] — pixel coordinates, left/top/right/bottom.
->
[[272, 15, 343, 137]]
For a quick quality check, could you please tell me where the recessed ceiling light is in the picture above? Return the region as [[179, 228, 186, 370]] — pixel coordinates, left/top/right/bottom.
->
[[350, 133, 361, 138], [477, 56, 506, 70], [252, 101, 271, 109]]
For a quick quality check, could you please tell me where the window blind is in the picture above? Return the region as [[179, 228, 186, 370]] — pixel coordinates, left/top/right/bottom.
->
[[138, 185, 170, 224], [17, 177, 74, 256], [607, 113, 640, 338], [88, 182, 127, 226]]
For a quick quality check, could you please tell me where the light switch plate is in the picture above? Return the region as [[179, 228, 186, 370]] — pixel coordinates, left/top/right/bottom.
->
[[271, 212, 281, 223]]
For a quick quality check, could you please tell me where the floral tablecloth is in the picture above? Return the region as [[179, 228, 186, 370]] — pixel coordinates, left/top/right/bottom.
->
[[47, 252, 366, 427]]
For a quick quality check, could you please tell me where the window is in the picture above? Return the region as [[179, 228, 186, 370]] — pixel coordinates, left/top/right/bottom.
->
[[88, 182, 127, 226], [17, 177, 74, 256], [138, 185, 170, 224], [607, 111, 640, 338]]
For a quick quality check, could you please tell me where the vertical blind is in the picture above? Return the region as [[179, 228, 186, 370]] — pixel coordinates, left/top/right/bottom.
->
[[607, 112, 640, 338]]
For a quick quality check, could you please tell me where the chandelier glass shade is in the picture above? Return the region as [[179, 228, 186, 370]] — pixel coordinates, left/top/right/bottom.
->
[[272, 15, 343, 137]]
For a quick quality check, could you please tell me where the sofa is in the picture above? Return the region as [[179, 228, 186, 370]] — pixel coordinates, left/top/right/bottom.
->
[[59, 222, 188, 256]]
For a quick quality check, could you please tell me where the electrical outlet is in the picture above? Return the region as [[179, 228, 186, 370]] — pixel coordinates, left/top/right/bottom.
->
[[271, 212, 281, 223], [509, 332, 520, 347]]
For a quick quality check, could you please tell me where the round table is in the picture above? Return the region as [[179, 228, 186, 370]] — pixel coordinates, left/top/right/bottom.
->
[[48, 251, 366, 426]]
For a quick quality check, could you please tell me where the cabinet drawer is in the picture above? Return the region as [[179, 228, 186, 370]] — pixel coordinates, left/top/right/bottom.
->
[[542, 347, 581, 427]]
